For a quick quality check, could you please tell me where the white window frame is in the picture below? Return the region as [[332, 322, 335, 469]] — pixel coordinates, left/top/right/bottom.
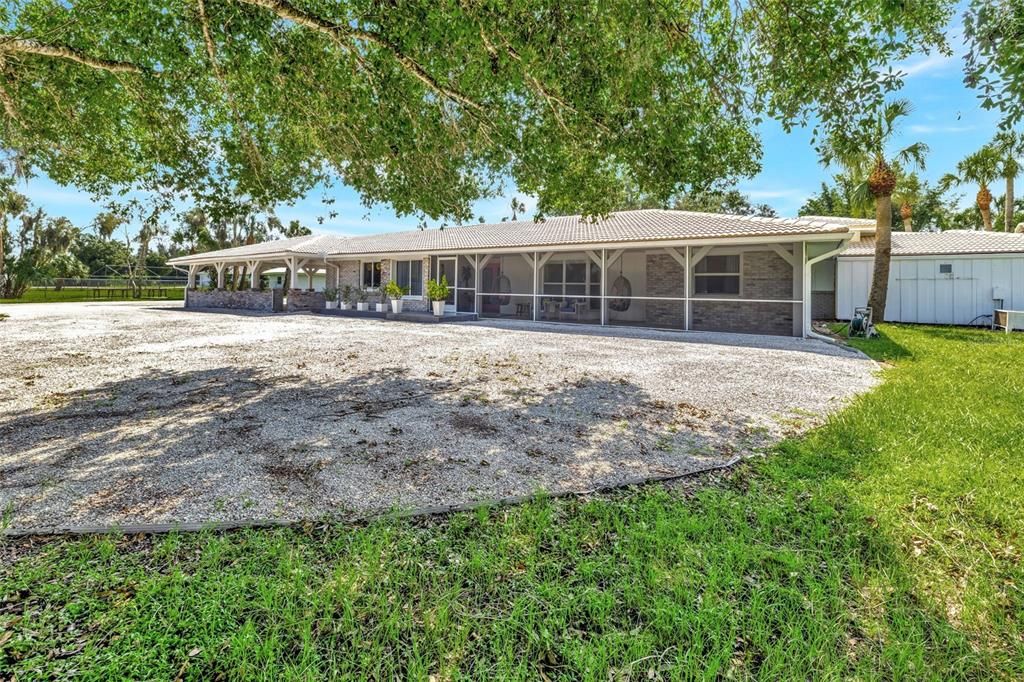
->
[[392, 259, 424, 299], [542, 258, 593, 298], [360, 259, 383, 290], [692, 252, 743, 298]]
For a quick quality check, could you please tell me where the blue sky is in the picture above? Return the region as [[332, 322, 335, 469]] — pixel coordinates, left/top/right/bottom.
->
[[14, 9, 1004, 238]]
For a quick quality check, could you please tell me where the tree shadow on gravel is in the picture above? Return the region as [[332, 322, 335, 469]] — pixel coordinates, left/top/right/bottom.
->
[[0, 364, 755, 530]]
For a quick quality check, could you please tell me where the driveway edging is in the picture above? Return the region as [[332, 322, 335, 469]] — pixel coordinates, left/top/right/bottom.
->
[[1, 456, 742, 538]]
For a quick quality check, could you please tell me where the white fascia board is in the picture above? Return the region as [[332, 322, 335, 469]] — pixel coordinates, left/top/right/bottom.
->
[[839, 252, 1024, 261], [324, 232, 850, 260]]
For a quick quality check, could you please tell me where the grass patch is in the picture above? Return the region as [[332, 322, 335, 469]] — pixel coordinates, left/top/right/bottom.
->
[[2, 325, 1022, 679], [0, 286, 184, 304]]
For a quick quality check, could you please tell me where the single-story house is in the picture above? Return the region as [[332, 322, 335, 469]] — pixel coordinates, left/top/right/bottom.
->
[[169, 209, 872, 338], [170, 210, 1024, 335]]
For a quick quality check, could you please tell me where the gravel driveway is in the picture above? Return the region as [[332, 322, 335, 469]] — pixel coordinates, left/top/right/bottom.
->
[[0, 302, 878, 531]]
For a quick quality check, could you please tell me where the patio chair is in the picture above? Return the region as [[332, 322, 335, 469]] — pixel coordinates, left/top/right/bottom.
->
[[558, 298, 585, 321]]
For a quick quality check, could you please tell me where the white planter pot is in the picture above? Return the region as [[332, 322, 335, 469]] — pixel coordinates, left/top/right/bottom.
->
[[357, 302, 368, 311], [339, 302, 349, 310], [375, 303, 386, 313], [432, 300, 445, 316], [325, 301, 337, 310], [390, 299, 404, 314]]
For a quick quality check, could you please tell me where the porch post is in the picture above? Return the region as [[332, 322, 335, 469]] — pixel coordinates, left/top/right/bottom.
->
[[289, 257, 300, 290], [684, 246, 691, 331], [249, 260, 261, 290], [600, 249, 607, 326], [187, 264, 197, 289], [473, 254, 480, 314], [215, 262, 226, 289], [801, 241, 811, 337], [532, 250, 539, 321]]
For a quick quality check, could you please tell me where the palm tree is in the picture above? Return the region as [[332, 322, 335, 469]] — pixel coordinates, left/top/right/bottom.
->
[[941, 146, 1001, 231], [820, 99, 928, 322], [893, 171, 923, 232], [92, 211, 124, 241], [992, 131, 1023, 232], [0, 189, 28, 283]]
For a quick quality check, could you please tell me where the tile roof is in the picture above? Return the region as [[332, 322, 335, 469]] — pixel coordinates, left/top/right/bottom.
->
[[335, 210, 851, 255], [167, 234, 352, 264], [168, 209, 853, 265], [841, 230, 1024, 257]]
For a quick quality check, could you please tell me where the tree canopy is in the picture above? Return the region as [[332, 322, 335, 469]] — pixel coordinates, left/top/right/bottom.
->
[[0, 0, 954, 223]]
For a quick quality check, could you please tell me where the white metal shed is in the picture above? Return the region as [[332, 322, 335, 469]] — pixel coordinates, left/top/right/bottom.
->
[[832, 231, 1024, 325]]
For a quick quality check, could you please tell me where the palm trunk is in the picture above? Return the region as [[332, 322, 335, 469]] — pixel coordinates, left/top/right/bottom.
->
[[867, 195, 892, 322], [1006, 175, 1015, 233], [0, 217, 6, 284]]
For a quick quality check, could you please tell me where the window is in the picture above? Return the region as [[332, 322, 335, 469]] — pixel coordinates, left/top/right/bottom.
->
[[694, 254, 741, 295], [543, 260, 598, 298], [939, 263, 953, 274], [362, 260, 382, 289], [393, 259, 423, 296]]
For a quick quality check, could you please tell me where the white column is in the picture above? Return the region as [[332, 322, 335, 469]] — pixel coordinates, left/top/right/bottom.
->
[[215, 262, 226, 289], [801, 241, 811, 337], [289, 257, 300, 290], [187, 264, 197, 289], [600, 249, 607, 326], [249, 261, 261, 290], [532, 250, 539, 321], [473, 254, 480, 315], [684, 246, 691, 331]]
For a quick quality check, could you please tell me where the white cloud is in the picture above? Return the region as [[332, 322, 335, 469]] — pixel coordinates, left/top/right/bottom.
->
[[898, 52, 956, 78], [907, 123, 976, 134], [740, 187, 809, 200]]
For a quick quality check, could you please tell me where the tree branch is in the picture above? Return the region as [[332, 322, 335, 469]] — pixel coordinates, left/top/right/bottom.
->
[[195, 0, 268, 194], [0, 35, 147, 75], [235, 0, 483, 112]]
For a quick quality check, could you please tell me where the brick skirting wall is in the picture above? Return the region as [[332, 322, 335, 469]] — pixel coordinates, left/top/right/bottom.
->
[[186, 288, 282, 312], [691, 301, 796, 336], [812, 291, 835, 320], [286, 289, 325, 312]]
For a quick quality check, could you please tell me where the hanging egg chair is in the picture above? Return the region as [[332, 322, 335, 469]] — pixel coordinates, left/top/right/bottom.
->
[[497, 274, 512, 305], [608, 260, 632, 312]]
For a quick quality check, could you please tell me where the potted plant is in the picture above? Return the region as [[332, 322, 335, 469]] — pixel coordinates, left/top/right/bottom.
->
[[356, 287, 369, 311], [375, 296, 387, 313], [383, 279, 407, 314], [324, 287, 338, 310], [426, 275, 450, 317], [339, 284, 352, 310]]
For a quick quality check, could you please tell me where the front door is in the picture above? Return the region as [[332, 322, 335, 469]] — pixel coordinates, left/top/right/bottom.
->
[[436, 257, 457, 313]]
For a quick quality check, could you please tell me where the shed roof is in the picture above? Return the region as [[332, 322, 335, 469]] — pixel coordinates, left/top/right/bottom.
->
[[168, 209, 853, 265], [841, 230, 1024, 257]]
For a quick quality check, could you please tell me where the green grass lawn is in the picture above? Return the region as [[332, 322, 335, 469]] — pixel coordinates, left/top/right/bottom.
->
[[0, 286, 185, 304], [2, 325, 1022, 680]]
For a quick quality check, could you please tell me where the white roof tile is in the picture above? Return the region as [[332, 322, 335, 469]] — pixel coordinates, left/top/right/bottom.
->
[[169, 209, 852, 265], [842, 230, 1024, 257]]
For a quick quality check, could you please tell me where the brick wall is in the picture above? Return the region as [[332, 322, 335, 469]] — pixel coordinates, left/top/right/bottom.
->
[[644, 252, 686, 327], [186, 289, 282, 312], [812, 292, 835, 320], [690, 250, 796, 336], [286, 289, 325, 312]]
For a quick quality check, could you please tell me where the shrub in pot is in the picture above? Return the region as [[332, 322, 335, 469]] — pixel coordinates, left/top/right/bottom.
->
[[356, 287, 369, 311], [339, 285, 352, 310], [324, 287, 338, 309], [426, 275, 450, 316], [383, 280, 407, 313]]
